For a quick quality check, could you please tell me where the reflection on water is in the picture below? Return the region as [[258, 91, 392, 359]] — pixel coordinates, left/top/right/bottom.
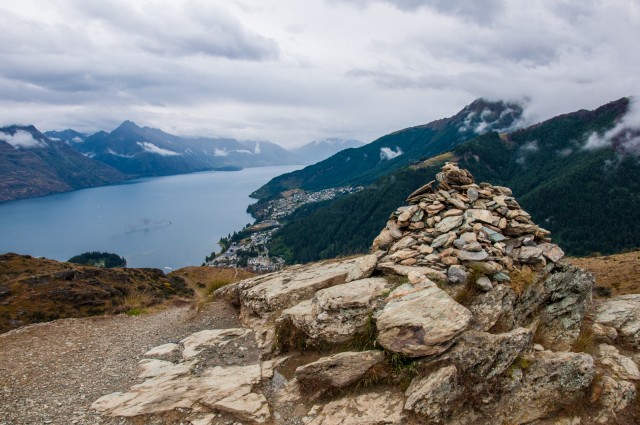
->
[[0, 165, 302, 269], [124, 218, 173, 233]]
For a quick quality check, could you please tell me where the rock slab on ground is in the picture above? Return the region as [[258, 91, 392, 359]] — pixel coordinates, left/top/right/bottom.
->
[[376, 280, 472, 357]]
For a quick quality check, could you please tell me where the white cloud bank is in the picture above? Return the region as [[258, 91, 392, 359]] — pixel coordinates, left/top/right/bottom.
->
[[0, 130, 46, 149], [584, 98, 640, 154], [380, 146, 403, 160], [137, 141, 181, 156]]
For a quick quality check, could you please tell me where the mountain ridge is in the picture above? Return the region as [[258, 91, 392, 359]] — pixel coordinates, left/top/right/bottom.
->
[[0, 125, 126, 202], [250, 98, 524, 200], [72, 121, 302, 177], [293, 138, 364, 163]]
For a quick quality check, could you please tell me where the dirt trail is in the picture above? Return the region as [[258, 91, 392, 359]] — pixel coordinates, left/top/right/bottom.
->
[[0, 302, 240, 425]]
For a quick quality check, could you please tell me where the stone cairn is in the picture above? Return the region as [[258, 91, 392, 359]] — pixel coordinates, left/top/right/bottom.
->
[[373, 162, 565, 292]]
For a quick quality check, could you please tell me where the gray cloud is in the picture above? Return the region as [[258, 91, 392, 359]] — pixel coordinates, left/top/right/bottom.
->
[[0, 0, 637, 148], [330, 0, 505, 23], [68, 0, 279, 60], [584, 97, 640, 154]]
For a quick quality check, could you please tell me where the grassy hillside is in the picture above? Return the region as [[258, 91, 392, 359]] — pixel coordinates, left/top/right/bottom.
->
[[269, 97, 639, 263], [569, 251, 640, 297]]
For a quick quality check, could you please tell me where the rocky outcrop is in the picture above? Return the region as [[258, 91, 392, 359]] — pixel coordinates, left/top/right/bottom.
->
[[404, 365, 461, 423], [437, 327, 533, 379], [93, 163, 628, 425], [489, 351, 595, 424], [514, 263, 594, 350], [92, 329, 270, 423], [216, 257, 378, 352]]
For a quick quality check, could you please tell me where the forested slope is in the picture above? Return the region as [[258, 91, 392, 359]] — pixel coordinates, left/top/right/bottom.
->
[[269, 97, 639, 263]]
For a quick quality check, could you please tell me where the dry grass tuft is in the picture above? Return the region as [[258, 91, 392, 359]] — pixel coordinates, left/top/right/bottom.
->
[[170, 266, 253, 299], [509, 265, 536, 296], [455, 269, 483, 306], [274, 317, 308, 353], [122, 291, 155, 315], [572, 319, 596, 354]]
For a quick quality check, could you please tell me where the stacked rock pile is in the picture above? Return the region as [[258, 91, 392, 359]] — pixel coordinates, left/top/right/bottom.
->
[[373, 162, 565, 291]]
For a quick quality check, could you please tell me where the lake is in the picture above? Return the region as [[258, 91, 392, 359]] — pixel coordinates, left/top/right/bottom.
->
[[0, 165, 301, 270]]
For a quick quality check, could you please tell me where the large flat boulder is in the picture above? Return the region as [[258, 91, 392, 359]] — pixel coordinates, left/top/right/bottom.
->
[[237, 259, 364, 317], [595, 294, 640, 349], [92, 327, 270, 424], [181, 328, 252, 359], [376, 281, 472, 357], [93, 364, 269, 423], [281, 277, 392, 345], [295, 351, 386, 390], [305, 390, 405, 425]]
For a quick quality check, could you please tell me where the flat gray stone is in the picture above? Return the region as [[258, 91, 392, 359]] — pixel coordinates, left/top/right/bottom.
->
[[435, 215, 464, 233], [376, 284, 472, 357], [458, 249, 489, 262]]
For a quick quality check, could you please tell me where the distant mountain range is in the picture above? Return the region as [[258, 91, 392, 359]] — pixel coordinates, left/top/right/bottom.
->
[[293, 138, 363, 163], [46, 121, 299, 177], [267, 97, 640, 262], [251, 98, 523, 200], [0, 126, 126, 202], [0, 121, 367, 202]]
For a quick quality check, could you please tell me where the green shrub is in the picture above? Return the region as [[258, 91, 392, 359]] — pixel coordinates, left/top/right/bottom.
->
[[68, 251, 127, 268]]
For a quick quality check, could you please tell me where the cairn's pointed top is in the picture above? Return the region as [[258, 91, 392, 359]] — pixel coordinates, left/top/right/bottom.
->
[[406, 163, 476, 203], [436, 162, 475, 188]]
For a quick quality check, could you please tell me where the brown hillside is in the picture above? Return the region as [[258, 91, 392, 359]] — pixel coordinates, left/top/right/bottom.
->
[[0, 253, 194, 333], [568, 250, 640, 297], [169, 266, 254, 299]]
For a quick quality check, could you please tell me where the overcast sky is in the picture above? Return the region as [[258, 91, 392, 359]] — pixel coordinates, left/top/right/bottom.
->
[[0, 0, 638, 147]]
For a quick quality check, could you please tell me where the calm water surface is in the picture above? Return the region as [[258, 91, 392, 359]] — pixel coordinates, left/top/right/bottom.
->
[[0, 165, 301, 270]]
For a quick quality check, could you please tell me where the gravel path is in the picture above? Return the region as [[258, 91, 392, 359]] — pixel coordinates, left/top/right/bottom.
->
[[0, 302, 241, 425]]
